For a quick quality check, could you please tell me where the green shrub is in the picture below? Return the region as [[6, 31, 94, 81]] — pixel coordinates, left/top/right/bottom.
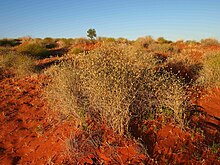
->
[[0, 38, 21, 47], [17, 42, 49, 59], [41, 37, 58, 49], [197, 51, 220, 87]]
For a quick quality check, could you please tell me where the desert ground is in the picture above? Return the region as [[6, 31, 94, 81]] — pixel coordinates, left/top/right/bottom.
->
[[0, 37, 219, 164]]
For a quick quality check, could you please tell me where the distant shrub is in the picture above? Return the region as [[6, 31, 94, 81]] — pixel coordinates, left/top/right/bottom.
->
[[19, 36, 33, 42], [0, 50, 35, 77], [148, 43, 179, 55], [43, 37, 54, 43], [42, 37, 58, 49], [185, 40, 198, 46], [17, 42, 49, 59], [45, 43, 57, 49], [197, 51, 220, 87], [134, 36, 155, 48], [116, 37, 130, 44], [44, 43, 191, 134], [97, 37, 116, 43], [72, 38, 91, 45], [33, 38, 42, 43], [0, 38, 21, 47], [201, 38, 219, 46], [157, 37, 172, 44], [69, 47, 84, 54], [56, 38, 74, 48]]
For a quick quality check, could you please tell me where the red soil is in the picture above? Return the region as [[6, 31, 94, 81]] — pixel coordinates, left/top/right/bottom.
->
[[199, 88, 220, 118], [73, 42, 101, 52], [0, 75, 75, 164]]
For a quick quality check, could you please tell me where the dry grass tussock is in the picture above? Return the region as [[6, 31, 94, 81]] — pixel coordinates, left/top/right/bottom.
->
[[44, 43, 192, 135], [16, 42, 49, 59], [196, 51, 220, 88], [0, 48, 35, 77]]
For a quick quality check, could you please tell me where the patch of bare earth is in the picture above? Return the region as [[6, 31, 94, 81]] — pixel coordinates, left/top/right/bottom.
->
[[0, 74, 76, 164]]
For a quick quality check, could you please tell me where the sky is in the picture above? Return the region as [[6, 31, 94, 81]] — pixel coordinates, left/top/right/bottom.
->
[[0, 0, 220, 41]]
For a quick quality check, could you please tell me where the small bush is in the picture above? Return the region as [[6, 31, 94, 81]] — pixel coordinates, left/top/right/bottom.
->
[[17, 42, 49, 59], [0, 38, 21, 47], [185, 40, 198, 46], [157, 37, 172, 44], [69, 47, 84, 55], [55, 38, 74, 48], [97, 37, 116, 43], [134, 36, 155, 48], [201, 38, 219, 47], [148, 43, 179, 55], [197, 51, 220, 87], [0, 46, 12, 53], [41, 37, 58, 49], [72, 38, 91, 45], [44, 43, 191, 135], [0, 50, 35, 77]]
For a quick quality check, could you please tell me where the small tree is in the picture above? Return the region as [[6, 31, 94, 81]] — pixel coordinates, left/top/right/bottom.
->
[[87, 28, 97, 40]]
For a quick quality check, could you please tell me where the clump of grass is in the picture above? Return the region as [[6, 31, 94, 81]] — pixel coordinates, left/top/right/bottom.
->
[[44, 61, 86, 127], [134, 36, 155, 48], [201, 38, 219, 47], [0, 38, 21, 47], [148, 43, 179, 55], [44, 43, 191, 135], [197, 51, 220, 88], [17, 42, 49, 59], [69, 47, 84, 55], [0, 50, 35, 77]]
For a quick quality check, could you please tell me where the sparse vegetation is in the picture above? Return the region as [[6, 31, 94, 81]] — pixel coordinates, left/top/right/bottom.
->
[[0, 49, 35, 77], [197, 51, 220, 87], [148, 43, 179, 55], [0, 38, 21, 47], [17, 42, 49, 59], [157, 37, 172, 44], [69, 47, 84, 55], [201, 38, 219, 46], [134, 36, 155, 48], [1, 35, 220, 164]]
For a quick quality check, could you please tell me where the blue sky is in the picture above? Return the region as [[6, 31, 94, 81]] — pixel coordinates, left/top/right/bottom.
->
[[0, 0, 220, 41]]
